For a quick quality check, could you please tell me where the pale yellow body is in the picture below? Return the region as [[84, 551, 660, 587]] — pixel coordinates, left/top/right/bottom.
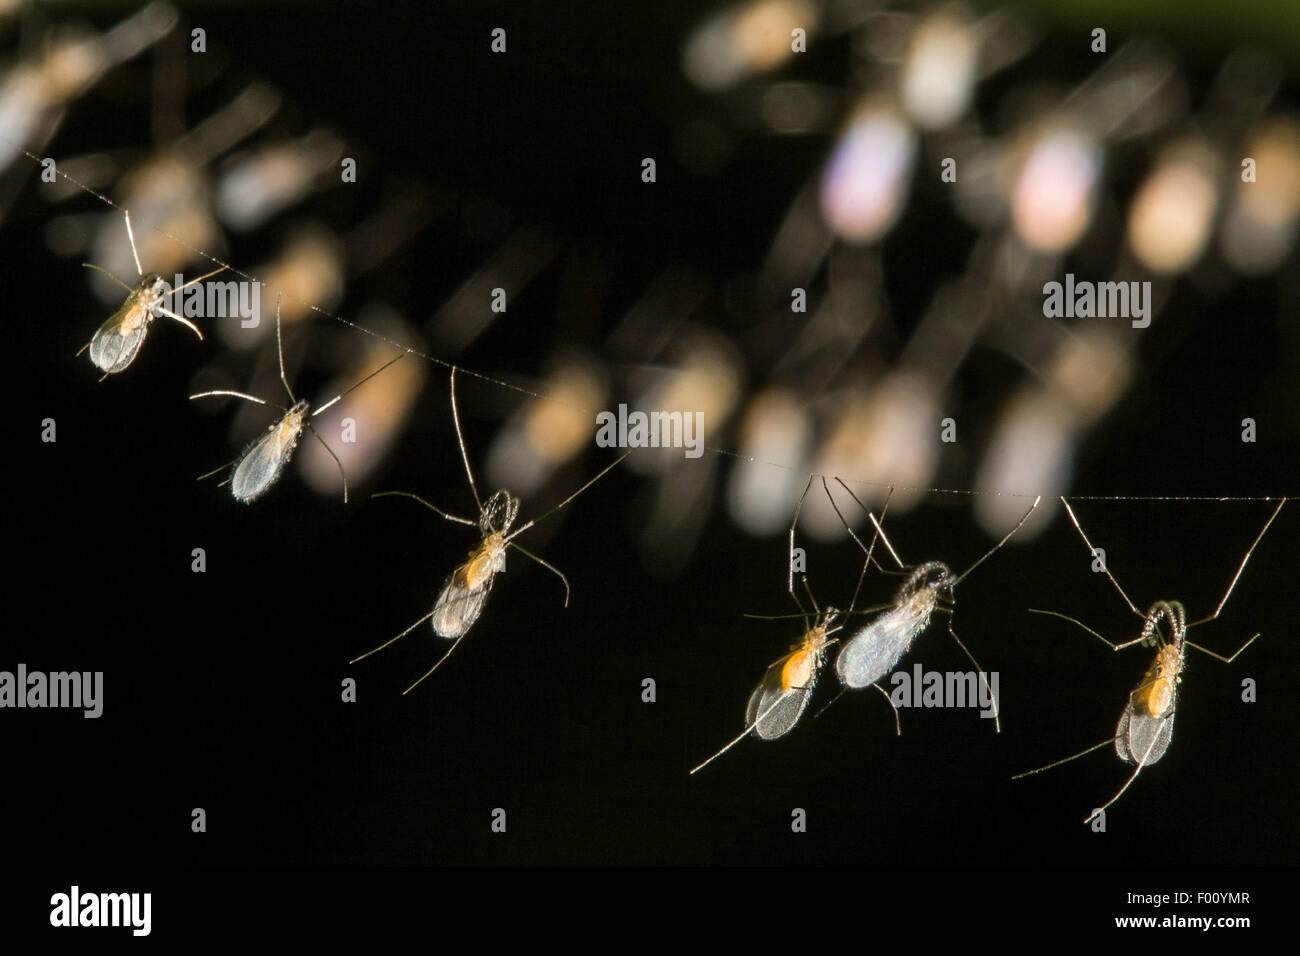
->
[[780, 625, 832, 691], [1135, 645, 1182, 717], [271, 406, 309, 457], [460, 532, 507, 590], [116, 299, 149, 335]]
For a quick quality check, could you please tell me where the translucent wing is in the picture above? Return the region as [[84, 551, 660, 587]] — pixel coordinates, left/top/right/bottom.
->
[[431, 564, 495, 639], [230, 419, 301, 502], [835, 606, 927, 689], [87, 301, 149, 374], [1116, 704, 1175, 767], [1113, 707, 1129, 761], [744, 658, 815, 740]]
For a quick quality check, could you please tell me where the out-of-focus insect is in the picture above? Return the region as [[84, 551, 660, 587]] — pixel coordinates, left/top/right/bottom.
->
[[189, 294, 404, 503], [690, 475, 887, 774], [0, 4, 178, 181], [349, 368, 628, 694], [1013, 497, 1286, 824], [827, 478, 1041, 733], [78, 210, 226, 378]]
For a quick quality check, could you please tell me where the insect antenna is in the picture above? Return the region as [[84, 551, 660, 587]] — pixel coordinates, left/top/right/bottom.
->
[[80, 261, 135, 294]]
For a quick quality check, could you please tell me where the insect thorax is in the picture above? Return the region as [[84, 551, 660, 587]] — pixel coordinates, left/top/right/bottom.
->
[[783, 627, 834, 691], [284, 399, 311, 431], [485, 531, 507, 565], [139, 272, 165, 294], [131, 273, 168, 317], [263, 401, 310, 459], [463, 533, 507, 589]]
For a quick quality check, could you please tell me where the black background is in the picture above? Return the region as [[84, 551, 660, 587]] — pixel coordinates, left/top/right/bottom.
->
[[3, 0, 1297, 927]]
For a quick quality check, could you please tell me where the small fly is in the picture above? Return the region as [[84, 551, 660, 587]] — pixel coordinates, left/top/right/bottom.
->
[[690, 475, 888, 774], [79, 209, 227, 379], [689, 615, 839, 776], [189, 294, 405, 503], [1013, 496, 1287, 824], [826, 477, 1041, 733], [349, 367, 628, 693]]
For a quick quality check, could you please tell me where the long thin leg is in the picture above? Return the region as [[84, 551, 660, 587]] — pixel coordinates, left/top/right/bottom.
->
[[788, 578, 809, 628], [813, 685, 845, 719], [146, 265, 223, 349], [871, 682, 901, 736], [313, 351, 408, 416], [829, 479, 892, 614], [153, 305, 204, 340], [195, 457, 240, 483], [788, 476, 815, 625], [305, 423, 348, 504], [1011, 735, 1118, 780], [349, 609, 437, 664], [814, 676, 899, 733], [506, 451, 630, 541], [1027, 608, 1136, 652], [845, 527, 886, 615], [449, 367, 482, 512], [937, 607, 1000, 733], [371, 490, 477, 526], [953, 495, 1041, 584], [868, 561, 909, 578], [1060, 497, 1142, 620], [830, 477, 906, 571], [403, 632, 472, 695], [747, 603, 895, 622], [1187, 498, 1287, 627], [169, 264, 229, 295], [800, 576, 820, 616], [124, 209, 143, 277], [508, 541, 570, 606], [189, 389, 283, 409], [273, 293, 296, 404], [1187, 633, 1258, 664]]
